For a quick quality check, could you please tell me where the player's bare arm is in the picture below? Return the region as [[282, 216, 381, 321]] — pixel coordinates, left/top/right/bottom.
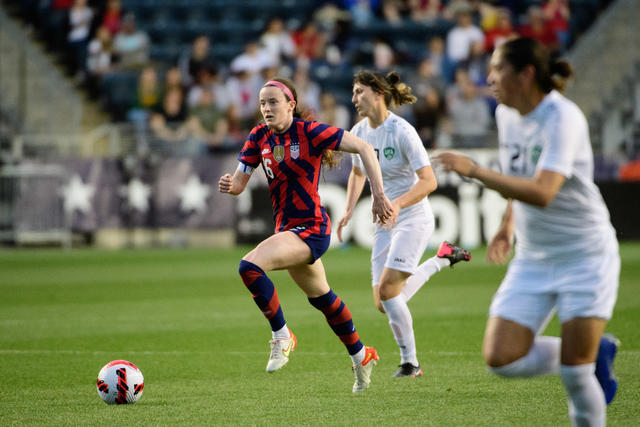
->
[[339, 131, 394, 224], [218, 169, 251, 195], [434, 152, 566, 207], [337, 166, 367, 242], [487, 200, 514, 265], [387, 165, 437, 228]]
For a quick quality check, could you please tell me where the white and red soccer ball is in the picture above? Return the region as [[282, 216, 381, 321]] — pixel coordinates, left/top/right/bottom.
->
[[96, 360, 144, 404]]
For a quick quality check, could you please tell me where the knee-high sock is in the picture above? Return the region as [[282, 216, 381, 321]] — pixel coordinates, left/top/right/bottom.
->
[[238, 260, 285, 332], [561, 364, 606, 427], [381, 294, 418, 366], [402, 257, 450, 302], [488, 336, 561, 378], [308, 289, 363, 356]]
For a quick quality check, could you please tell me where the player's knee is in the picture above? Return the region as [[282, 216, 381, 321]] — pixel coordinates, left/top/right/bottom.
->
[[482, 343, 519, 368], [238, 259, 259, 276]]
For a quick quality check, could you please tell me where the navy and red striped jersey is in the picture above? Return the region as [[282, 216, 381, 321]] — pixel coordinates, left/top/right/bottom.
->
[[238, 118, 344, 236]]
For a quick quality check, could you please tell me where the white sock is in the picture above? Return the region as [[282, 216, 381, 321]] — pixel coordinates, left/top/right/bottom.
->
[[381, 295, 418, 366], [401, 257, 450, 302], [488, 336, 561, 378], [560, 364, 605, 427], [272, 324, 290, 340], [350, 347, 365, 365]]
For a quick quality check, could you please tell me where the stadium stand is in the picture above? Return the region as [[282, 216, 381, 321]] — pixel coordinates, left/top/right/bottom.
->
[[0, 0, 631, 161]]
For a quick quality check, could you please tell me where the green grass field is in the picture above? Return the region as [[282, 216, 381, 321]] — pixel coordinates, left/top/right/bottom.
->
[[1, 243, 639, 426]]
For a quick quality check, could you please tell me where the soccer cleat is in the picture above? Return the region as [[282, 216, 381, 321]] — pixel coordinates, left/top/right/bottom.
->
[[437, 241, 471, 267], [595, 333, 620, 405], [266, 331, 297, 373], [352, 346, 379, 393], [391, 363, 423, 378]]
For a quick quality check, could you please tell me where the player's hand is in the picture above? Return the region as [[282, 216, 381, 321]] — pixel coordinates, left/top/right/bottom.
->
[[218, 173, 234, 194], [433, 152, 478, 178], [487, 230, 513, 265], [371, 193, 394, 226], [336, 211, 352, 243], [381, 199, 401, 230]]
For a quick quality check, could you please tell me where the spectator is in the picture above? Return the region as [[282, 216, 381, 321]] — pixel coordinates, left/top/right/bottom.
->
[[48, 0, 73, 51], [412, 86, 446, 149], [447, 78, 491, 148], [100, 0, 123, 36], [426, 36, 449, 81], [407, 0, 443, 23], [230, 41, 274, 79], [445, 6, 485, 75], [186, 64, 229, 112], [292, 21, 326, 61], [187, 90, 230, 152], [178, 35, 211, 87], [67, 0, 93, 78], [408, 57, 447, 100], [260, 18, 296, 66], [149, 88, 191, 155], [225, 68, 262, 131], [127, 66, 161, 126], [163, 67, 185, 96], [542, 0, 571, 51], [382, 0, 404, 24], [317, 92, 351, 129], [518, 6, 559, 53], [113, 13, 150, 69], [293, 67, 322, 115], [86, 25, 114, 77], [483, 7, 518, 53], [343, 0, 379, 27], [373, 38, 395, 72], [462, 40, 489, 86]]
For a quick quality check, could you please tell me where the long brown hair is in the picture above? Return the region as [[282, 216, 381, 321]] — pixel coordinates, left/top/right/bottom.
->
[[498, 37, 574, 93], [353, 70, 417, 108], [263, 77, 341, 169]]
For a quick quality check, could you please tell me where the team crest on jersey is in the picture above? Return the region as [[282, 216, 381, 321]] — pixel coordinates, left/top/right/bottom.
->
[[290, 142, 299, 160], [383, 147, 395, 160], [530, 145, 542, 165], [273, 145, 285, 162]]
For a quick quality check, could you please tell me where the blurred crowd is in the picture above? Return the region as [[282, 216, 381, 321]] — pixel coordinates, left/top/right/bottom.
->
[[16, 0, 572, 156]]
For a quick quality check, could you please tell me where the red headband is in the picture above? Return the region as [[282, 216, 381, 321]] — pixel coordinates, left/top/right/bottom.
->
[[264, 80, 295, 102]]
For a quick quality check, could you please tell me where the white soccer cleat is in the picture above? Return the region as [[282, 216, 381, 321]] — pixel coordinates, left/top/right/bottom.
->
[[266, 331, 297, 373], [352, 346, 379, 393]]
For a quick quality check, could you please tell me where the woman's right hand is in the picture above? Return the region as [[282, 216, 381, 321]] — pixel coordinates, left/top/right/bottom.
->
[[218, 173, 234, 194], [371, 193, 395, 227], [487, 229, 513, 265], [336, 211, 352, 243]]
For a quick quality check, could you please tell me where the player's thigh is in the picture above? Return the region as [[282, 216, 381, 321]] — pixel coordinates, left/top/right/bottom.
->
[[243, 231, 312, 271], [287, 259, 330, 298], [485, 259, 556, 366], [561, 317, 607, 365]]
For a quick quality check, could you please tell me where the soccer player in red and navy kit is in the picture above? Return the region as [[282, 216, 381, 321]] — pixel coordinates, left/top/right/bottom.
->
[[218, 78, 394, 393]]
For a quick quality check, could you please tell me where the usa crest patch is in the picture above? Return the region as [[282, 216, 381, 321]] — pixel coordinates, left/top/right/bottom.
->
[[290, 142, 299, 160], [273, 145, 285, 162]]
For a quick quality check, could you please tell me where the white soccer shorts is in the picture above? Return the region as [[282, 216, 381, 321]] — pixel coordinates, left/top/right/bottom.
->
[[489, 242, 620, 333], [370, 218, 434, 287]]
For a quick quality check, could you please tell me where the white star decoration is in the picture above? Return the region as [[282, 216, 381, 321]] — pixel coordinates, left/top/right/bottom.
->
[[60, 174, 95, 215], [178, 175, 210, 213], [120, 178, 151, 213]]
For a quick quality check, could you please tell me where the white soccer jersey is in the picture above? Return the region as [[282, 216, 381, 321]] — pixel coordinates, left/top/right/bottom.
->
[[496, 90, 617, 261], [351, 112, 433, 223]]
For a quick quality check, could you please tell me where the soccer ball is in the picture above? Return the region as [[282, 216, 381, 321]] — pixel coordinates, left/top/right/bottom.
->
[[96, 360, 144, 404]]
